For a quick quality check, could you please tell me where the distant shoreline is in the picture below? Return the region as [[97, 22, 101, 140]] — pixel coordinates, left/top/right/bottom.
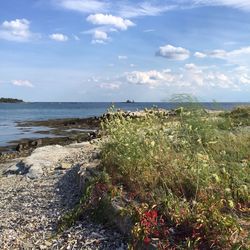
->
[[0, 98, 24, 103]]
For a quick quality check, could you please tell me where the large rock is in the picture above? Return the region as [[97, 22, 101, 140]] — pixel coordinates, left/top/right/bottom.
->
[[2, 141, 96, 179], [24, 145, 79, 179]]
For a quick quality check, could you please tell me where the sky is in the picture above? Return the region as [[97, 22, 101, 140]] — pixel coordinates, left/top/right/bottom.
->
[[0, 0, 250, 102]]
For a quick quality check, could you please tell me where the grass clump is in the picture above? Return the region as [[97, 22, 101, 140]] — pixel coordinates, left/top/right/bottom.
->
[[100, 105, 250, 249], [220, 105, 250, 127]]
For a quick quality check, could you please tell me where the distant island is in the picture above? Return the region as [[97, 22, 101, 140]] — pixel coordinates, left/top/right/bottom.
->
[[0, 98, 24, 103], [125, 100, 135, 103]]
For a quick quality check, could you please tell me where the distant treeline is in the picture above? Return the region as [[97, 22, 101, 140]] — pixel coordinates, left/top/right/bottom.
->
[[0, 98, 24, 103]]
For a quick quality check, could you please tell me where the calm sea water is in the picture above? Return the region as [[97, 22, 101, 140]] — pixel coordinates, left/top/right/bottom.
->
[[0, 102, 248, 147]]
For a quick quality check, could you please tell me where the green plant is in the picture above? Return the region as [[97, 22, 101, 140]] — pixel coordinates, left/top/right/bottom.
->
[[100, 105, 250, 249]]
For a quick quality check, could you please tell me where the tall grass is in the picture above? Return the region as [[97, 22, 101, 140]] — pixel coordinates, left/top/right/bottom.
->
[[100, 105, 250, 249]]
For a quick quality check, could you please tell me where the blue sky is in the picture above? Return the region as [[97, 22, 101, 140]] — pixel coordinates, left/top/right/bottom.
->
[[0, 0, 250, 102]]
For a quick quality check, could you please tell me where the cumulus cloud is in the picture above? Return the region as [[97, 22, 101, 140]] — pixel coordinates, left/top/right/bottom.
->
[[183, 63, 237, 89], [126, 70, 175, 88], [233, 66, 250, 85], [86, 14, 135, 30], [239, 74, 250, 84], [194, 52, 207, 58], [83, 27, 114, 44], [125, 64, 242, 90], [156, 44, 190, 61], [54, 0, 108, 13], [12, 80, 34, 87], [0, 19, 34, 42], [93, 30, 109, 42], [90, 30, 110, 44], [49, 33, 68, 41]]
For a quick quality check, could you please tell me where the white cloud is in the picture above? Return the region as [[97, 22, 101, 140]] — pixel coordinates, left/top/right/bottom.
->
[[91, 30, 110, 44], [239, 74, 250, 84], [118, 55, 127, 60], [0, 19, 34, 42], [156, 44, 190, 61], [49, 33, 68, 41], [84, 27, 114, 44], [55, 0, 108, 13], [209, 49, 228, 59], [233, 66, 250, 85], [196, 46, 250, 65], [99, 83, 120, 90], [206, 72, 233, 88], [126, 70, 175, 88], [12, 80, 34, 87], [125, 64, 241, 90], [53, 0, 250, 21], [118, 2, 175, 18], [182, 63, 237, 89], [93, 30, 109, 40], [194, 51, 207, 58], [86, 14, 135, 30]]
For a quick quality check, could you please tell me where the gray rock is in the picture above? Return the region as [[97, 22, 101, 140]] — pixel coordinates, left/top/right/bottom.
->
[[3, 161, 28, 176], [23, 145, 82, 179]]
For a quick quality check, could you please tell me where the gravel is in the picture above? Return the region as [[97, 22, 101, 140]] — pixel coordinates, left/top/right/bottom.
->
[[0, 143, 128, 250]]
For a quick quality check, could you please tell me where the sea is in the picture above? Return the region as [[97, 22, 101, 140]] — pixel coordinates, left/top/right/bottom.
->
[[0, 102, 249, 147]]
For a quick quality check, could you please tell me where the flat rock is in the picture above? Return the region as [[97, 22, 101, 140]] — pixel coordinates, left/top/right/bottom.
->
[[24, 144, 85, 179]]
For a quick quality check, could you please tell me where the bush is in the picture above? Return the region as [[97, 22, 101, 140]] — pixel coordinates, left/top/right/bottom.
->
[[100, 106, 250, 249]]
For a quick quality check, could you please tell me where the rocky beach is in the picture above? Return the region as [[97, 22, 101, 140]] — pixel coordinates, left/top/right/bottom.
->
[[0, 114, 130, 249], [0, 140, 128, 249]]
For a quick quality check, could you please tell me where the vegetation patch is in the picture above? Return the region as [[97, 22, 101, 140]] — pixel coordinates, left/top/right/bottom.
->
[[99, 105, 250, 249], [220, 105, 250, 127], [58, 172, 129, 232]]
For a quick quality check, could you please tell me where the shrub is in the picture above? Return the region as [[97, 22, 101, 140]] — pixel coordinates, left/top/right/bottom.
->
[[100, 106, 250, 249]]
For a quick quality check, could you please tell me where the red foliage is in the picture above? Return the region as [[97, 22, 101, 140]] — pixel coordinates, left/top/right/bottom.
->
[[139, 209, 170, 247]]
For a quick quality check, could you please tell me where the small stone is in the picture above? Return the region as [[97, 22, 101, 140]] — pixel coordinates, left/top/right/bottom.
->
[[45, 241, 52, 247]]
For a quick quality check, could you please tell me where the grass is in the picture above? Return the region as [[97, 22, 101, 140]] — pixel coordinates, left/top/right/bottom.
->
[[99, 105, 250, 249]]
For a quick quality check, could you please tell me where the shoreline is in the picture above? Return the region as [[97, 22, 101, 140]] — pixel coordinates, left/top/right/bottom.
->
[[0, 116, 100, 163], [0, 105, 247, 162]]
